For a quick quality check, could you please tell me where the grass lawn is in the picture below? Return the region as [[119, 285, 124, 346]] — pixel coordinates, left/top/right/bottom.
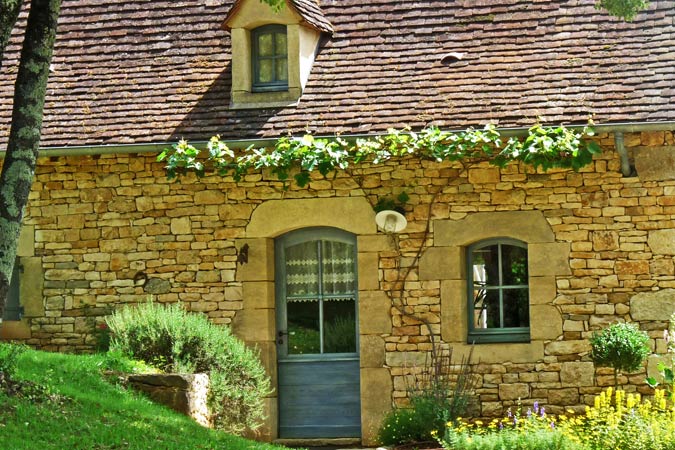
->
[[0, 346, 293, 450]]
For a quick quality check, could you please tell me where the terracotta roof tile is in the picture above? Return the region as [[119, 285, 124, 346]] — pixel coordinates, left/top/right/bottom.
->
[[0, 0, 674, 148]]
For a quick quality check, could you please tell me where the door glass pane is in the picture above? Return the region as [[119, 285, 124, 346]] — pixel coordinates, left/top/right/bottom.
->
[[257, 33, 273, 57], [321, 241, 356, 295], [474, 289, 500, 329], [502, 245, 528, 285], [323, 298, 356, 353], [287, 299, 320, 354], [503, 288, 529, 327], [286, 241, 319, 297], [257, 59, 273, 84]]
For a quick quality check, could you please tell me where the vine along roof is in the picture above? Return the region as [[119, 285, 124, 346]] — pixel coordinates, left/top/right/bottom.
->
[[1, 0, 674, 148]]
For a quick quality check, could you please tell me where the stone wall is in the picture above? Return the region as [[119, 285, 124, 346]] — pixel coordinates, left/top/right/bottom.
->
[[4, 130, 675, 441], [127, 373, 210, 427]]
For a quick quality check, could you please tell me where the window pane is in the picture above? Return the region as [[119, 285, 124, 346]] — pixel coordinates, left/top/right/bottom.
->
[[257, 59, 273, 84], [474, 289, 500, 329], [323, 298, 356, 353], [285, 241, 319, 296], [275, 32, 287, 55], [472, 245, 499, 286], [257, 33, 273, 57], [276, 58, 288, 82], [287, 299, 320, 354], [502, 245, 528, 285], [321, 241, 355, 295], [503, 288, 529, 327]]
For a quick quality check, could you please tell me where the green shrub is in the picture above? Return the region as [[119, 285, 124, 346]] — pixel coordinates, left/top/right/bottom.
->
[[0, 342, 27, 379], [377, 346, 476, 446], [589, 322, 650, 387], [106, 301, 271, 434]]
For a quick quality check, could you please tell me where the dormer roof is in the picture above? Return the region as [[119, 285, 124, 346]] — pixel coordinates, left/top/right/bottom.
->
[[224, 0, 333, 34]]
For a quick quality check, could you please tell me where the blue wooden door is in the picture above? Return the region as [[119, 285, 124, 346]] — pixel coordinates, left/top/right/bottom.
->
[[276, 228, 361, 439]]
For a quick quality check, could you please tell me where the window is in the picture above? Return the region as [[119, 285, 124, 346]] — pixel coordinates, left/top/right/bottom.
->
[[251, 25, 288, 92], [468, 239, 529, 343], [276, 228, 358, 356], [2, 259, 22, 321]]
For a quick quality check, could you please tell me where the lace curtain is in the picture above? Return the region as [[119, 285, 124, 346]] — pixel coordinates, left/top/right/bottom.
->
[[285, 240, 355, 300]]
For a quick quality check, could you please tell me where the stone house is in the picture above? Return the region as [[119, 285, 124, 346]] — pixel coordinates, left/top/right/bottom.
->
[[1, 0, 675, 445]]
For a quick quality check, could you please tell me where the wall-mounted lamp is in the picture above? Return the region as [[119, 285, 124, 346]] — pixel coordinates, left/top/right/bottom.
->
[[237, 243, 250, 265], [375, 210, 407, 233]]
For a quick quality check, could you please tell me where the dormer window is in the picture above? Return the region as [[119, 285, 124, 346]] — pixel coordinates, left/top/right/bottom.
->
[[252, 25, 289, 92], [224, 0, 333, 109]]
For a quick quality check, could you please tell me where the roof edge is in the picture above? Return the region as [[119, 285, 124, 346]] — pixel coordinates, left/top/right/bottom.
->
[[3, 121, 674, 159]]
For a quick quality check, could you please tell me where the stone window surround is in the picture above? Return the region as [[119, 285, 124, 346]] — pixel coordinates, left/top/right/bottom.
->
[[0, 225, 44, 340], [231, 197, 390, 446], [419, 210, 570, 364]]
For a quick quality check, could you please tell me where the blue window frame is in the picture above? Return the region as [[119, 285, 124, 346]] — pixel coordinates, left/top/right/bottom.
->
[[467, 239, 530, 343], [251, 25, 288, 92]]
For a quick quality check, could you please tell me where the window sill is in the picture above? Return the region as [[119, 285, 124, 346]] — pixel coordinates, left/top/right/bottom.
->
[[468, 329, 530, 344], [230, 88, 300, 110]]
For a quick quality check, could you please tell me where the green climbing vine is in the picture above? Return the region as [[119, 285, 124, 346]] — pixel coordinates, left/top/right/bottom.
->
[[158, 122, 601, 185]]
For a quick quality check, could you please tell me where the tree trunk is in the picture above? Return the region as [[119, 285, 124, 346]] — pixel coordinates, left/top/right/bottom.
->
[[0, 0, 23, 69], [0, 0, 60, 323]]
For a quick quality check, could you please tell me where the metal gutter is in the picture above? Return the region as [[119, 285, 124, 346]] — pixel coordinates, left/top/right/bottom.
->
[[1, 120, 674, 159]]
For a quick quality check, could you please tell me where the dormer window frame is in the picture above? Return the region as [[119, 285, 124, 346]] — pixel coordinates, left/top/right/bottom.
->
[[251, 24, 289, 93]]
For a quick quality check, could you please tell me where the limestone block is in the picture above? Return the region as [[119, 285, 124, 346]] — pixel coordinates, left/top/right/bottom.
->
[[435, 211, 554, 247], [440, 280, 466, 342], [0, 320, 31, 339], [194, 190, 226, 205], [648, 230, 675, 255], [591, 231, 619, 251], [530, 305, 562, 340], [143, 278, 171, 294], [529, 242, 571, 276], [360, 334, 386, 368], [634, 146, 675, 181], [17, 225, 34, 257], [242, 281, 275, 309], [385, 351, 428, 368], [246, 197, 375, 238], [357, 235, 394, 252], [358, 252, 379, 291], [499, 383, 529, 400], [359, 291, 392, 335], [469, 342, 544, 364], [235, 238, 274, 282], [548, 388, 579, 406], [231, 308, 275, 342], [545, 340, 591, 356], [171, 217, 192, 235], [630, 289, 675, 321], [360, 367, 392, 446], [127, 373, 211, 427], [560, 362, 595, 387], [100, 238, 137, 253], [20, 257, 44, 317], [469, 167, 500, 184], [419, 247, 463, 280], [529, 277, 556, 305]]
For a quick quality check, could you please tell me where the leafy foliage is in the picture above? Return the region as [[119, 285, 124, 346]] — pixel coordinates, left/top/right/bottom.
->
[[378, 347, 476, 446], [647, 312, 675, 400], [440, 388, 675, 450], [106, 301, 271, 434], [158, 123, 601, 186], [595, 0, 649, 21], [589, 322, 650, 386]]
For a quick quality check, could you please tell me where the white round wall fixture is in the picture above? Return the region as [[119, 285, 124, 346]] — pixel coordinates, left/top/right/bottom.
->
[[375, 210, 408, 233]]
